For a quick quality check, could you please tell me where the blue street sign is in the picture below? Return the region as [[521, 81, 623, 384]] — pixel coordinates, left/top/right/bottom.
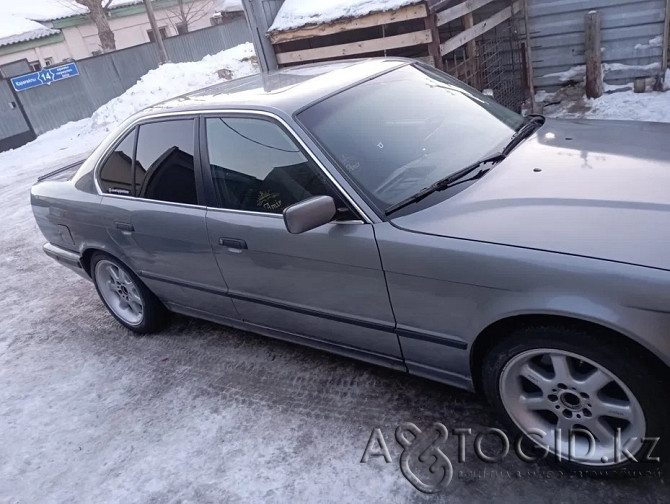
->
[[10, 62, 79, 92]]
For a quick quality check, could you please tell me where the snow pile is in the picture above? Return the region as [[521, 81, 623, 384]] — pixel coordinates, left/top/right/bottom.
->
[[0, 15, 57, 46], [269, 0, 421, 32], [540, 70, 670, 123], [543, 62, 661, 84], [91, 43, 257, 128], [634, 35, 663, 51], [0, 43, 258, 184], [214, 0, 244, 12]]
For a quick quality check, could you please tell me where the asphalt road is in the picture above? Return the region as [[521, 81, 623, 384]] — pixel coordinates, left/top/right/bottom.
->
[[0, 167, 667, 503]]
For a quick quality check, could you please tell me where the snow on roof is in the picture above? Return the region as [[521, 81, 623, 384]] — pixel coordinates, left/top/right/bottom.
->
[[0, 0, 149, 23], [0, 0, 152, 47], [214, 0, 244, 12], [268, 0, 422, 33], [0, 15, 59, 47], [0, 0, 87, 22]]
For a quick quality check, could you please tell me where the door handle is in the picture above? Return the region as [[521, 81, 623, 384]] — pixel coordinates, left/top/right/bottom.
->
[[219, 238, 247, 250], [115, 221, 134, 232]]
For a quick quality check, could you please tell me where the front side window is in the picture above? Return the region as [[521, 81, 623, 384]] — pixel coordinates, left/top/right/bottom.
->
[[298, 64, 525, 213], [99, 130, 135, 195], [205, 117, 336, 214], [134, 119, 197, 205]]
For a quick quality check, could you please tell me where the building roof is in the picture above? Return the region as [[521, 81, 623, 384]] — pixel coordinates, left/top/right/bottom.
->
[[0, 1, 151, 22], [0, 15, 59, 47], [268, 0, 422, 33], [144, 58, 409, 116], [0, 0, 161, 49]]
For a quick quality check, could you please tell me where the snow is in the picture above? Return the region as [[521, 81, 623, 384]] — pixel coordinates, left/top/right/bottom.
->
[[539, 70, 670, 123], [0, 0, 155, 22], [543, 62, 661, 83], [214, 0, 244, 12], [0, 43, 257, 181], [0, 0, 155, 43], [634, 35, 663, 51], [0, 15, 57, 46], [268, 0, 421, 33]]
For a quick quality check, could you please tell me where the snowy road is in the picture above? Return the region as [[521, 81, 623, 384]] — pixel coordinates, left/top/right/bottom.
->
[[2, 164, 669, 503], [1, 48, 669, 501], [1, 180, 667, 502]]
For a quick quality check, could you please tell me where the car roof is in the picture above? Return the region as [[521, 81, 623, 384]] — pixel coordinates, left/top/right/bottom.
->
[[142, 57, 410, 117]]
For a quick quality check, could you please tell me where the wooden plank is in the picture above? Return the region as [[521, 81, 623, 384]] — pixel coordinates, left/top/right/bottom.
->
[[463, 12, 479, 88], [276, 29, 433, 64], [424, 12, 444, 70], [436, 0, 496, 27], [439, 1, 520, 56], [269, 3, 428, 44], [663, 0, 670, 73], [585, 11, 603, 99]]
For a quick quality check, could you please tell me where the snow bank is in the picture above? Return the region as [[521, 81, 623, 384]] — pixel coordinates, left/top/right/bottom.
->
[[0, 43, 258, 183], [91, 43, 257, 128], [269, 0, 421, 33], [543, 62, 661, 83], [540, 70, 670, 124]]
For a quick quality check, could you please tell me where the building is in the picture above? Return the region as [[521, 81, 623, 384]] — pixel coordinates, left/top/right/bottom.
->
[[0, 0, 243, 69]]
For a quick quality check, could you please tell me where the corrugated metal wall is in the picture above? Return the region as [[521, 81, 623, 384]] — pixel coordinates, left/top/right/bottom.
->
[[9, 17, 251, 136], [0, 80, 30, 138], [527, 0, 666, 89]]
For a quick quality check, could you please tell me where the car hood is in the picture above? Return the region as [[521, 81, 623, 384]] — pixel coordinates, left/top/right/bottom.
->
[[391, 117, 670, 270]]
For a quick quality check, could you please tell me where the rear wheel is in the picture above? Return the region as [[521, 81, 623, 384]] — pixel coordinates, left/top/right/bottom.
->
[[91, 252, 167, 334], [482, 325, 667, 473]]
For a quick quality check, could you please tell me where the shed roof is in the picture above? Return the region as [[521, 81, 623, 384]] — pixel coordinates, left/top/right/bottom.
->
[[268, 0, 423, 33]]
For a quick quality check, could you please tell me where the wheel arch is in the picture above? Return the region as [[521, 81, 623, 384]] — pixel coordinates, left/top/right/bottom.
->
[[470, 314, 668, 393], [81, 247, 134, 279]]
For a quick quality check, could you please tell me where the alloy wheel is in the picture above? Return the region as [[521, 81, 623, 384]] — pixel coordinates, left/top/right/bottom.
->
[[500, 348, 646, 466]]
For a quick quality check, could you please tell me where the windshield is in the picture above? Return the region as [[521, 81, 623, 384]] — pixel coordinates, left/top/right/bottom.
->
[[297, 64, 524, 211]]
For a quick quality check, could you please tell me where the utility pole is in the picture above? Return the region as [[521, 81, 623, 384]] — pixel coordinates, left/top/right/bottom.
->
[[144, 0, 169, 64]]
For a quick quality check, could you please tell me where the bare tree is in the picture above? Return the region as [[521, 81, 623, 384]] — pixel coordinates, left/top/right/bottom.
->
[[72, 0, 116, 52], [166, 0, 214, 34]]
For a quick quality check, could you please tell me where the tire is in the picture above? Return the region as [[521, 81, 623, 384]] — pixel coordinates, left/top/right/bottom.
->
[[91, 252, 167, 334], [481, 324, 667, 474]]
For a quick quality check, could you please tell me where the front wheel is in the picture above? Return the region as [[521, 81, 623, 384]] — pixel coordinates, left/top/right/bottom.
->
[[482, 325, 667, 473], [91, 252, 167, 334]]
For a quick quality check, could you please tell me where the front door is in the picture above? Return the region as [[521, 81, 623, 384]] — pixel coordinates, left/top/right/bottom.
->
[[201, 114, 401, 365]]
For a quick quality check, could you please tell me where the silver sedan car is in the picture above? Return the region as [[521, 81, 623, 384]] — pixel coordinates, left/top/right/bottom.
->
[[31, 58, 668, 472]]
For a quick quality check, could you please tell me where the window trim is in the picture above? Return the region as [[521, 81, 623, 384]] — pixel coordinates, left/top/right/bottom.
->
[[93, 109, 371, 222], [94, 114, 205, 208]]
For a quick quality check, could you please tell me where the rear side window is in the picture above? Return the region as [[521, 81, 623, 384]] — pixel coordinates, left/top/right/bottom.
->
[[99, 131, 135, 195], [134, 119, 197, 205]]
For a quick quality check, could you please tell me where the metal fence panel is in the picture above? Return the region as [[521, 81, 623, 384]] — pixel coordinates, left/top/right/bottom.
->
[[17, 73, 97, 135], [109, 43, 161, 90], [77, 56, 127, 110], [0, 60, 31, 79], [6, 20, 252, 139], [165, 16, 251, 63], [0, 80, 30, 138], [526, 0, 666, 89]]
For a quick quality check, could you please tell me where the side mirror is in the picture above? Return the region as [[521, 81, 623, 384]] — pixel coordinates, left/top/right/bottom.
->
[[283, 195, 336, 234]]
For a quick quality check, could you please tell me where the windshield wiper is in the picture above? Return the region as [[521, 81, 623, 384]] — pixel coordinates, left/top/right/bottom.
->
[[502, 114, 544, 156], [384, 152, 506, 216]]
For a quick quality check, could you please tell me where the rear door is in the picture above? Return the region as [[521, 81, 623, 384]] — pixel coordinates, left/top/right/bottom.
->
[[97, 117, 239, 322], [201, 113, 402, 367]]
